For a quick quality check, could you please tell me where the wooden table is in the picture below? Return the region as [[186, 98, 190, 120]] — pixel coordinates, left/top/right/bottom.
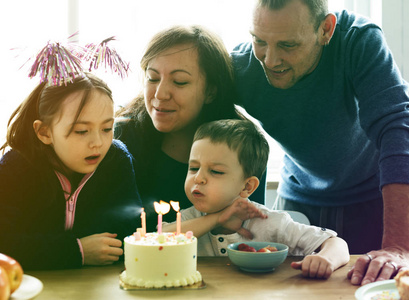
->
[[27, 256, 361, 300]]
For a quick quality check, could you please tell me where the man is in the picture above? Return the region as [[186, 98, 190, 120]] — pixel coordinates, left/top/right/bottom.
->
[[231, 0, 409, 286]]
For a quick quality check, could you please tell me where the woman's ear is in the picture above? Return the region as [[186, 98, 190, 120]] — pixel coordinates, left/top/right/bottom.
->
[[239, 176, 260, 198], [205, 86, 217, 104], [33, 120, 52, 145]]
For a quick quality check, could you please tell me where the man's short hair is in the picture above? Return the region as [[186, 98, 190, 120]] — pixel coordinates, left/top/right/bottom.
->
[[256, 0, 329, 30]]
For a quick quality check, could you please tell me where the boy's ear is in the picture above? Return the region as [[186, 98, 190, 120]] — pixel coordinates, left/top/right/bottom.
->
[[240, 176, 260, 198], [33, 120, 53, 145]]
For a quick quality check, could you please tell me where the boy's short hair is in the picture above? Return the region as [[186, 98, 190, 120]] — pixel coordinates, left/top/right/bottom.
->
[[193, 119, 270, 179]]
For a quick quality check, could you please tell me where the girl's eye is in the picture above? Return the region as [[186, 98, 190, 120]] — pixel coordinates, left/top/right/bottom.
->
[[189, 167, 199, 172], [175, 81, 188, 86], [75, 130, 88, 135], [147, 77, 159, 83]]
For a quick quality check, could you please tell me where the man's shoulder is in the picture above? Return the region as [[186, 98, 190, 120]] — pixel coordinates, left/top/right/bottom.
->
[[335, 10, 381, 33], [231, 42, 253, 65]]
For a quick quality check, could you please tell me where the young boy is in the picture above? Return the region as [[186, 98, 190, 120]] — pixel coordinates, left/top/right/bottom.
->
[[163, 119, 349, 279]]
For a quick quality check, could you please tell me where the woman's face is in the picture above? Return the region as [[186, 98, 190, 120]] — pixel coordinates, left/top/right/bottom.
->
[[144, 44, 211, 133]]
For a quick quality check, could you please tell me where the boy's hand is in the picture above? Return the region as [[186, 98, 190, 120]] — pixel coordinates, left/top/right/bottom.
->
[[80, 233, 123, 266], [217, 197, 267, 239], [291, 254, 335, 279]]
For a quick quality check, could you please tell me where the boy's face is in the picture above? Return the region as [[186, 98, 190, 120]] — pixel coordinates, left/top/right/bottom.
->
[[185, 138, 249, 213], [43, 90, 114, 174]]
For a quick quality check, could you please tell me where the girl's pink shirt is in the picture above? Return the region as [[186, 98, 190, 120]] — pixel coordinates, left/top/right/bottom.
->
[[55, 171, 95, 265]]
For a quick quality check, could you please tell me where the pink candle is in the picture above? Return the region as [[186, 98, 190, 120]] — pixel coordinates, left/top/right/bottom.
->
[[176, 211, 181, 235], [141, 208, 146, 236], [170, 201, 181, 235], [154, 200, 170, 235], [158, 214, 162, 234]]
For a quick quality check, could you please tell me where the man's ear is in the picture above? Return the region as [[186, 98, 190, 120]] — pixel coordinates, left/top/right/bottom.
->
[[33, 120, 52, 145], [240, 176, 260, 198], [319, 13, 337, 45]]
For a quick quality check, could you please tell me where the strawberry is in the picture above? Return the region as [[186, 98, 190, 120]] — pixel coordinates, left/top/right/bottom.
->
[[238, 243, 250, 251]]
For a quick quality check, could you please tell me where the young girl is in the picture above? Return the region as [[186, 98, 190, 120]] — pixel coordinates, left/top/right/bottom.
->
[[0, 59, 141, 269]]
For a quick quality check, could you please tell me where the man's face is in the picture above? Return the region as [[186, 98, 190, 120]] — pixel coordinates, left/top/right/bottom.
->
[[250, 0, 324, 89]]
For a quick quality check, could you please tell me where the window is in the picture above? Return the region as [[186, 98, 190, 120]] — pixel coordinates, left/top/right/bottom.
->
[[1, 0, 407, 185]]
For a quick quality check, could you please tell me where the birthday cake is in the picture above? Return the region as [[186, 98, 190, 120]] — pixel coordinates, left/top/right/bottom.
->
[[120, 231, 202, 289]]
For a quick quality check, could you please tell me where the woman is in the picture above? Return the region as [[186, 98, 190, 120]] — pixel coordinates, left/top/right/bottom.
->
[[115, 25, 265, 231]]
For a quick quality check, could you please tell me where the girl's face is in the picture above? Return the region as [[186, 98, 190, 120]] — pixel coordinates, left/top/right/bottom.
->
[[185, 138, 249, 214], [144, 44, 211, 133], [41, 89, 114, 174]]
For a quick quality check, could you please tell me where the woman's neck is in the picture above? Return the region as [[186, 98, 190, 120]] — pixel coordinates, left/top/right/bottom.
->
[[161, 130, 195, 163]]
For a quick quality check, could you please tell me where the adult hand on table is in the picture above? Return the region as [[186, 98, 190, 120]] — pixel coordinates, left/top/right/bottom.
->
[[347, 248, 409, 285], [348, 184, 409, 285], [80, 233, 123, 266], [218, 197, 267, 239]]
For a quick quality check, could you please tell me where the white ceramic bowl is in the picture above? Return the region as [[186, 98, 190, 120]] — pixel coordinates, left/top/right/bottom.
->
[[227, 241, 288, 272]]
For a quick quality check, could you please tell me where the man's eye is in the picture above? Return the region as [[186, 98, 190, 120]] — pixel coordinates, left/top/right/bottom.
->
[[252, 36, 266, 45], [103, 128, 113, 133]]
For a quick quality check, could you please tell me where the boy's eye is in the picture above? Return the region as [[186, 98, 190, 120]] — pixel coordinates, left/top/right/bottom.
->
[[211, 170, 225, 175]]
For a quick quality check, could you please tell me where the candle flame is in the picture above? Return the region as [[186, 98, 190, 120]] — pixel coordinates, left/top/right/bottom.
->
[[170, 201, 180, 212], [154, 200, 171, 215]]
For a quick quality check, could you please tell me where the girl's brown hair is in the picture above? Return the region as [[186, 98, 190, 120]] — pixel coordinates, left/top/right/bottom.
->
[[1, 73, 112, 173]]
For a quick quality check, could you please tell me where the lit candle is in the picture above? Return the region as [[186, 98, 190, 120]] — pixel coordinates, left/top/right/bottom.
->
[[158, 213, 162, 234], [170, 201, 181, 235], [141, 208, 146, 236], [154, 200, 170, 234]]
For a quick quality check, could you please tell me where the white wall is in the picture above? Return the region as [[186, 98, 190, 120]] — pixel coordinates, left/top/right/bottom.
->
[[382, 0, 409, 81]]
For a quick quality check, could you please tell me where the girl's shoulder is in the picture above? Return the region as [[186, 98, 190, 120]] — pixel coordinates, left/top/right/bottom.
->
[[0, 150, 31, 174]]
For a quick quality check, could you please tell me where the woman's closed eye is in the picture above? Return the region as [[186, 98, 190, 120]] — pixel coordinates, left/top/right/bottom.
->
[[174, 81, 188, 86]]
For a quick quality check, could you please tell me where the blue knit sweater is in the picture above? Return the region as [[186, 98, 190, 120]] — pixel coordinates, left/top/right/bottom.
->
[[231, 10, 409, 206]]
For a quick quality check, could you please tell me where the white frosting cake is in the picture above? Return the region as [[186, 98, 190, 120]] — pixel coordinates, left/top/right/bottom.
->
[[120, 232, 202, 288]]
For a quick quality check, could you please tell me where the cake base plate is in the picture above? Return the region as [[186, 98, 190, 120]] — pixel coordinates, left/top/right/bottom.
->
[[119, 276, 206, 291]]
